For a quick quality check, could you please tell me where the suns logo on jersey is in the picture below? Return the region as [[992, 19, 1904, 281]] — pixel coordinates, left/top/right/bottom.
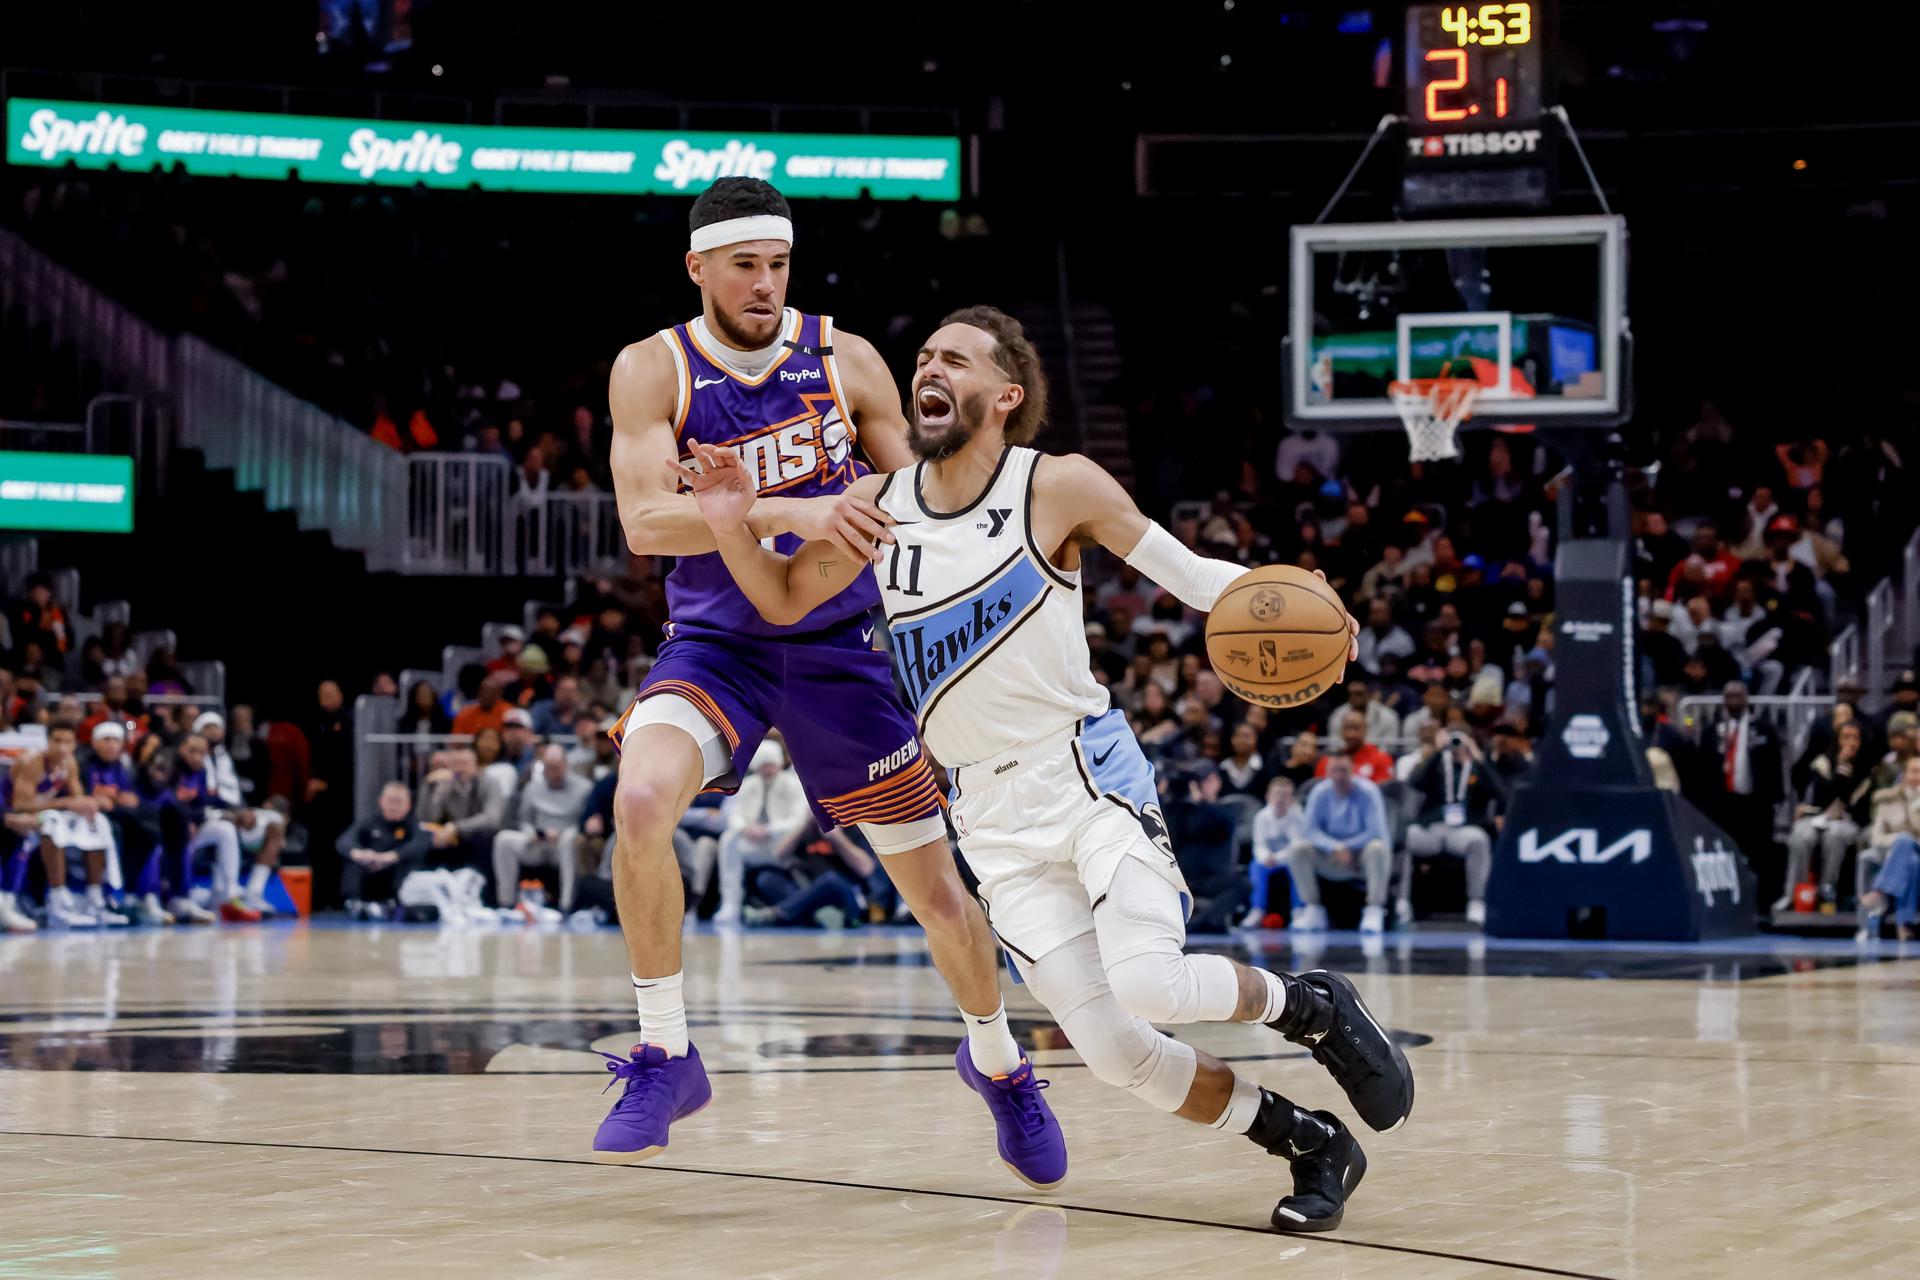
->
[[691, 394, 858, 496]]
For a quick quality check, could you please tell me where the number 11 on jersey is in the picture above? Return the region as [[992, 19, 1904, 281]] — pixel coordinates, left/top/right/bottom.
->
[[887, 542, 925, 597]]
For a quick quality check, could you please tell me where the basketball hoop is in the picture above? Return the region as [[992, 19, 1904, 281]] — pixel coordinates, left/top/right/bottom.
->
[[1389, 374, 1480, 463]]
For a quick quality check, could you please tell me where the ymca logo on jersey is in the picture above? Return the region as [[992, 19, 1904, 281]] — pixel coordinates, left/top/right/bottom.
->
[[975, 508, 1012, 537], [699, 394, 856, 496]]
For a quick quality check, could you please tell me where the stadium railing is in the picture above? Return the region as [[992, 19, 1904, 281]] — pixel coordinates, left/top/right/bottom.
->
[[519, 491, 627, 580], [405, 454, 510, 576], [352, 692, 587, 823]]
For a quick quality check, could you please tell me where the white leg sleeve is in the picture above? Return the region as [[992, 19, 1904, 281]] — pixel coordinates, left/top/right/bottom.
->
[[1094, 859, 1241, 1025], [193, 820, 242, 899], [1022, 931, 1198, 1113]]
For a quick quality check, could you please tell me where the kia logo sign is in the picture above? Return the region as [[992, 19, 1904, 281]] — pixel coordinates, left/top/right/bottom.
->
[[1518, 828, 1653, 865]]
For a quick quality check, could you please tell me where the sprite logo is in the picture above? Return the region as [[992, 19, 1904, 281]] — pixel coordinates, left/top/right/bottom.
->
[[652, 138, 778, 189], [16, 107, 149, 162], [341, 128, 463, 179]]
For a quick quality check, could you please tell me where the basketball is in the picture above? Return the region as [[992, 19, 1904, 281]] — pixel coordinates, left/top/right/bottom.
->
[[1205, 565, 1350, 709]]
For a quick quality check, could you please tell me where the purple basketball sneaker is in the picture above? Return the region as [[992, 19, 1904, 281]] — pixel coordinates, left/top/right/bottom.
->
[[591, 1043, 713, 1164], [955, 1044, 1067, 1189]]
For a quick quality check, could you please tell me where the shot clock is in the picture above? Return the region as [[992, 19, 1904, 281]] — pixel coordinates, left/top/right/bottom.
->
[[1401, 3, 1555, 211]]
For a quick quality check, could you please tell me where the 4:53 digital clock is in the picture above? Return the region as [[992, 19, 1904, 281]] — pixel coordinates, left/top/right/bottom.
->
[[1405, 2, 1545, 129]]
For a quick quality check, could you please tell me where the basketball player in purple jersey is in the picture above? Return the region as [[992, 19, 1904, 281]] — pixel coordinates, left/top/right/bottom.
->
[[592, 178, 1064, 1185]]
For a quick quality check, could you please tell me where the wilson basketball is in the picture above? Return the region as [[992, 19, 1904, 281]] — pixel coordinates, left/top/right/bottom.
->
[[1205, 565, 1350, 709]]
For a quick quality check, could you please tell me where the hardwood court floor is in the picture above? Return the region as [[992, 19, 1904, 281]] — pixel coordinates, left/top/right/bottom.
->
[[2, 923, 1918, 1279]]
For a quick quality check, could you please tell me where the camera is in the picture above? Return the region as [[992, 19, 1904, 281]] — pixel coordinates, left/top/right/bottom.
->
[[1446, 730, 1470, 750]]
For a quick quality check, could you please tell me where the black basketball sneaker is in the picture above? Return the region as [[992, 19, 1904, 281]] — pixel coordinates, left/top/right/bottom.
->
[[1245, 1093, 1368, 1233], [1268, 969, 1415, 1133]]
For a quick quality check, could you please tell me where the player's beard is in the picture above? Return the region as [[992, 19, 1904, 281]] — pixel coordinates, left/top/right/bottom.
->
[[711, 303, 781, 350], [908, 387, 990, 462]]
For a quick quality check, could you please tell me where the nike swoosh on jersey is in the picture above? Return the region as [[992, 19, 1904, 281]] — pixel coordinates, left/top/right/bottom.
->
[[861, 627, 875, 644], [694, 376, 728, 388], [1091, 744, 1117, 767]]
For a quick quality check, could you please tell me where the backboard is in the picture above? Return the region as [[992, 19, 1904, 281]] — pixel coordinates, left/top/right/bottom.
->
[[1285, 215, 1629, 432]]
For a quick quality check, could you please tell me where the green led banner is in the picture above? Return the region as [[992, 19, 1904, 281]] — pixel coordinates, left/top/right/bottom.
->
[[0, 453, 135, 533], [6, 98, 961, 201]]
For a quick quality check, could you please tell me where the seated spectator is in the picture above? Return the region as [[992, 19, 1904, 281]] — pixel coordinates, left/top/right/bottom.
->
[[12, 720, 125, 928], [501, 709, 540, 776], [1356, 598, 1415, 674], [531, 674, 585, 738], [1315, 717, 1395, 786], [80, 722, 159, 919], [1085, 621, 1128, 686], [1400, 683, 1453, 747], [674, 791, 727, 916], [10, 573, 70, 657], [1275, 728, 1321, 787], [1781, 718, 1872, 913], [1398, 729, 1508, 929], [452, 673, 511, 737], [1286, 750, 1392, 934], [336, 782, 432, 920], [492, 744, 594, 910], [1134, 681, 1181, 753], [78, 677, 149, 748], [416, 746, 505, 872], [1488, 720, 1535, 786], [441, 662, 489, 722], [575, 766, 618, 885], [198, 712, 283, 918], [474, 725, 523, 810], [1326, 679, 1402, 748], [568, 713, 619, 781], [146, 733, 240, 924], [400, 679, 450, 736], [1859, 755, 1920, 943], [506, 645, 555, 708], [1396, 720, 1442, 782], [714, 742, 811, 924], [487, 626, 529, 679], [1665, 520, 1741, 605], [1218, 722, 1267, 799], [743, 825, 894, 928], [1242, 776, 1305, 928], [1872, 712, 1917, 792], [1639, 600, 1689, 689]]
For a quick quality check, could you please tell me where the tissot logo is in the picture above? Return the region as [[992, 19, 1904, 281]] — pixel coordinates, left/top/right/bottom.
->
[[1518, 827, 1653, 866]]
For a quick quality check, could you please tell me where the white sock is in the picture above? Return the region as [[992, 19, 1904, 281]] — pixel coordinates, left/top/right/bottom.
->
[[1212, 1071, 1264, 1134], [963, 1001, 1024, 1076], [1248, 969, 1290, 1024], [86, 884, 106, 907], [246, 865, 271, 898], [633, 971, 690, 1057]]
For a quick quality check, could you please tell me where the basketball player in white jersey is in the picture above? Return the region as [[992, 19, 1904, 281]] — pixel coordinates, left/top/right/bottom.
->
[[683, 305, 1415, 1232]]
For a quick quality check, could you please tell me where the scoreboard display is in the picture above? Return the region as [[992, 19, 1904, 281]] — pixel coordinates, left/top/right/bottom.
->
[[1402, 3, 1553, 208]]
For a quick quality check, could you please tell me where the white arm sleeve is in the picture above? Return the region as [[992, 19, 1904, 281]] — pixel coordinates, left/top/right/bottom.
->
[[1123, 521, 1248, 613]]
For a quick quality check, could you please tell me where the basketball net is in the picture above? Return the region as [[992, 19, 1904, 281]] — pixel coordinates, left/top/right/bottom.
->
[[1388, 374, 1479, 463]]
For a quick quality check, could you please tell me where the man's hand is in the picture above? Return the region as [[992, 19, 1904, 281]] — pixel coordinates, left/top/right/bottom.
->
[[682, 441, 757, 532], [1331, 845, 1353, 868], [541, 828, 559, 844], [117, 792, 139, 810], [69, 796, 100, 819], [1312, 569, 1362, 668], [306, 778, 329, 801], [422, 768, 453, 786], [584, 814, 605, 837], [746, 823, 769, 842], [787, 488, 895, 565], [350, 848, 379, 867], [433, 826, 459, 849]]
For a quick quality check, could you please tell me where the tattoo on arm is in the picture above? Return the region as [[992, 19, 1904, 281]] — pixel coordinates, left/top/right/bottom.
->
[[818, 558, 841, 579]]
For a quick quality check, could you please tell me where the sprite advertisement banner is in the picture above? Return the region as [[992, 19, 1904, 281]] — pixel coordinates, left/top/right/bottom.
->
[[6, 98, 961, 201], [0, 452, 135, 533]]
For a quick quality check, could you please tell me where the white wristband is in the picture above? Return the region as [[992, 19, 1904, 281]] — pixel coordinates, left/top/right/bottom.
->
[[1122, 521, 1247, 613]]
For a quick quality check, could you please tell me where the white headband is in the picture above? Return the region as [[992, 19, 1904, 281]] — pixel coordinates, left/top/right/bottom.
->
[[689, 215, 794, 254]]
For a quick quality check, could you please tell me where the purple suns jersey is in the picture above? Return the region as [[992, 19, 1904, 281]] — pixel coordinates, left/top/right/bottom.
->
[[660, 308, 879, 638]]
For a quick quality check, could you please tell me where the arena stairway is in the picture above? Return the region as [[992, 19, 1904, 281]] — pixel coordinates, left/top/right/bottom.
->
[[36, 447, 543, 718]]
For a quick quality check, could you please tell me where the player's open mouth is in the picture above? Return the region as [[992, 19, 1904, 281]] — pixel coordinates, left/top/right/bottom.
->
[[743, 304, 776, 319], [916, 384, 954, 425]]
